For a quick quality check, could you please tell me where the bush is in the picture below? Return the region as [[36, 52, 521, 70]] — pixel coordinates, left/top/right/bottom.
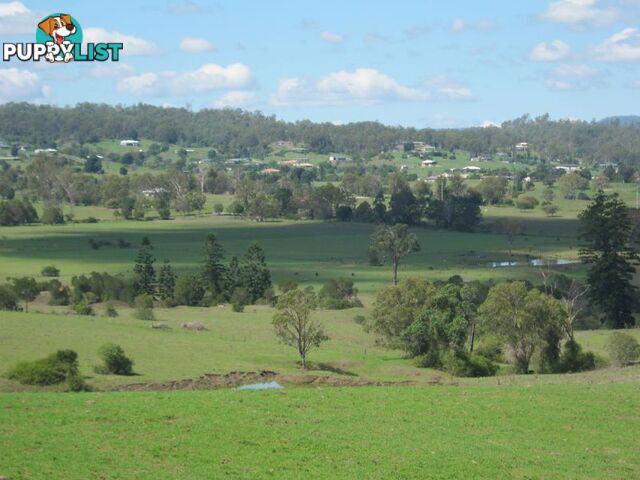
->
[[48, 280, 70, 306], [556, 340, 596, 373], [7, 350, 79, 386], [41, 204, 65, 225], [515, 196, 539, 210], [41, 265, 60, 277], [96, 343, 133, 375], [231, 287, 251, 312], [353, 315, 366, 325], [319, 277, 362, 310], [174, 273, 205, 306], [134, 294, 154, 320], [606, 332, 640, 366], [441, 351, 498, 377], [73, 301, 94, 316], [474, 336, 504, 362], [104, 302, 118, 317], [278, 278, 298, 293], [0, 284, 19, 311]]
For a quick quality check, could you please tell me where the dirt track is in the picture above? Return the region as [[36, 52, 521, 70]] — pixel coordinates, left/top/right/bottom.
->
[[113, 370, 421, 391]]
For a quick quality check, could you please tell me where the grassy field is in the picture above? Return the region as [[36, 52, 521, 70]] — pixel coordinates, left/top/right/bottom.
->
[[2, 304, 639, 392], [0, 211, 584, 294], [1, 384, 639, 479]]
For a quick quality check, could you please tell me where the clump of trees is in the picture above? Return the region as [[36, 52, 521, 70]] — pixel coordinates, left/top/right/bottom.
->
[[7, 349, 89, 391], [95, 343, 134, 375]]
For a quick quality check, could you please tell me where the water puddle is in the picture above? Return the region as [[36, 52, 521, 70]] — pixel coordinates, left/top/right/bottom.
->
[[235, 381, 283, 390]]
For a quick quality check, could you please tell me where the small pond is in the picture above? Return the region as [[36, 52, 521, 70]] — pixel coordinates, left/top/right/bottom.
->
[[487, 258, 580, 268], [235, 381, 283, 391]]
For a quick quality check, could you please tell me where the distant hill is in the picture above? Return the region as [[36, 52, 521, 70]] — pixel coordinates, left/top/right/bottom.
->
[[599, 115, 640, 126]]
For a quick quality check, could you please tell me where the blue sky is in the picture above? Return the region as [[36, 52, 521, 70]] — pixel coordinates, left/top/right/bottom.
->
[[1, 0, 640, 127]]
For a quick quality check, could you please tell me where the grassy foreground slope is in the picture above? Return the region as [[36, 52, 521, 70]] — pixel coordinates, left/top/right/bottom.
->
[[1, 384, 639, 479]]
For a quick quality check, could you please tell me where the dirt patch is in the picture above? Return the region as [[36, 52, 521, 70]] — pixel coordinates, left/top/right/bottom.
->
[[113, 370, 420, 391]]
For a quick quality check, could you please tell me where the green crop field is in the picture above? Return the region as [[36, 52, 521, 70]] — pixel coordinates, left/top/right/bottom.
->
[[1, 384, 639, 479]]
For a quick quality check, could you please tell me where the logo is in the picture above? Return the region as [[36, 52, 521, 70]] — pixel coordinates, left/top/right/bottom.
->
[[3, 13, 123, 63]]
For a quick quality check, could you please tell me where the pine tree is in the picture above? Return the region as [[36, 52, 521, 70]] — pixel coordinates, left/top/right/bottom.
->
[[157, 260, 176, 303], [240, 242, 272, 302], [133, 237, 155, 296], [226, 256, 241, 293], [202, 234, 226, 296], [579, 191, 639, 328]]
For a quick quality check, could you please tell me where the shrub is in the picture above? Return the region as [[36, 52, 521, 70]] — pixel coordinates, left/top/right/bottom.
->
[[134, 294, 155, 320], [41, 265, 60, 277], [0, 285, 19, 311], [319, 278, 362, 310], [278, 278, 298, 294], [557, 340, 596, 373], [353, 315, 366, 325], [174, 273, 205, 306], [231, 287, 251, 312], [47, 280, 70, 306], [441, 351, 497, 377], [104, 302, 119, 317], [7, 350, 79, 386], [73, 301, 94, 316], [213, 203, 224, 215], [515, 196, 539, 210], [96, 343, 133, 375], [474, 336, 504, 362], [41, 204, 65, 224], [606, 332, 640, 366]]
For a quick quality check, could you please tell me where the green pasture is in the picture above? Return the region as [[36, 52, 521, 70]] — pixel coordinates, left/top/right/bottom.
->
[[0, 383, 638, 479]]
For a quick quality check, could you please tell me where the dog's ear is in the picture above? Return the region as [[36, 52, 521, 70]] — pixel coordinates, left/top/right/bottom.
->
[[60, 14, 72, 26], [38, 17, 55, 36]]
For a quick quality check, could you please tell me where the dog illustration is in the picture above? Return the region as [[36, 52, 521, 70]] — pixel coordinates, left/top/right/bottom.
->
[[37, 14, 76, 62]]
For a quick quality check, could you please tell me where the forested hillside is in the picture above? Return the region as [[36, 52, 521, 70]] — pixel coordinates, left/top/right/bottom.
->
[[1, 103, 640, 164]]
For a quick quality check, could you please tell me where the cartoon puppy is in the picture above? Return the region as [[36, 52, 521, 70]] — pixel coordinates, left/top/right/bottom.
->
[[37, 14, 76, 63]]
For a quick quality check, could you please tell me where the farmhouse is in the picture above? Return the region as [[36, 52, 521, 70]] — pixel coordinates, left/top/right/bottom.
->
[[329, 155, 350, 164], [421, 159, 438, 167], [142, 187, 168, 197], [34, 148, 57, 154], [120, 139, 140, 147], [462, 166, 482, 172], [555, 165, 580, 173], [515, 142, 529, 152]]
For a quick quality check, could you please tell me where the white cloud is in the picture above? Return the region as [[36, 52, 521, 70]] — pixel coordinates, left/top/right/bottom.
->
[[88, 64, 135, 79], [450, 18, 496, 33], [117, 63, 253, 97], [179, 37, 216, 53], [546, 79, 576, 90], [529, 40, 571, 61], [84, 28, 160, 56], [552, 63, 597, 77], [271, 68, 428, 106], [0, 1, 42, 35], [214, 90, 256, 108], [363, 32, 388, 44], [592, 28, 640, 61], [168, 1, 204, 14], [451, 18, 466, 32], [428, 76, 473, 99], [541, 0, 617, 26], [0, 67, 47, 102], [320, 31, 344, 44]]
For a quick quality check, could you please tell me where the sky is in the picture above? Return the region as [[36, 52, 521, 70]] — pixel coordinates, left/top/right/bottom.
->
[[1, 0, 640, 128]]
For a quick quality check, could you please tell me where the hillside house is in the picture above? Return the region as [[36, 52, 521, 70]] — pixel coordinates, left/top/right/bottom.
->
[[421, 159, 438, 167], [120, 139, 140, 147]]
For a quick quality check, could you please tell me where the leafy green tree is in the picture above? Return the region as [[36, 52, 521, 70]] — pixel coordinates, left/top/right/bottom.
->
[[477, 176, 508, 205], [133, 237, 156, 296], [272, 289, 328, 369], [41, 204, 65, 225], [606, 332, 640, 366], [10, 276, 39, 312], [174, 273, 205, 306], [201, 234, 226, 296], [157, 260, 176, 304], [154, 191, 171, 220], [134, 294, 155, 320], [558, 172, 588, 199], [369, 224, 420, 285], [240, 242, 272, 302], [579, 192, 639, 328], [0, 284, 19, 311], [479, 282, 564, 374], [369, 278, 435, 348]]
